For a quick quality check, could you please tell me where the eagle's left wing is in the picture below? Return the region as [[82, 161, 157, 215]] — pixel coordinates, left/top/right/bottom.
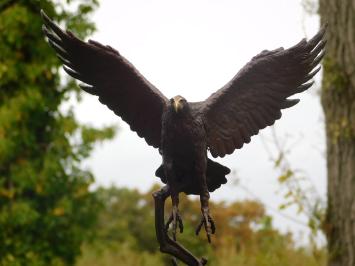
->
[[41, 10, 168, 149], [198, 26, 326, 158]]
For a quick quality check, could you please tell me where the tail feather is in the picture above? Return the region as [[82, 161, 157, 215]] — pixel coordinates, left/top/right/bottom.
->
[[155, 159, 230, 193], [206, 159, 230, 192]]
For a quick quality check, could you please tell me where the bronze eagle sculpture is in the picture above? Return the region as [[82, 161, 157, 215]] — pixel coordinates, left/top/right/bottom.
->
[[41, 10, 326, 265]]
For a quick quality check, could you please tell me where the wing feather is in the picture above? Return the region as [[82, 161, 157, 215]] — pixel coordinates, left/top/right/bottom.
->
[[41, 10, 168, 148], [199, 26, 327, 157]]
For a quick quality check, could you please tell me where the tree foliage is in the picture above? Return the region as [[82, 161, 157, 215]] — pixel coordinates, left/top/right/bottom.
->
[[0, 1, 115, 265], [78, 185, 326, 266], [262, 129, 326, 244]]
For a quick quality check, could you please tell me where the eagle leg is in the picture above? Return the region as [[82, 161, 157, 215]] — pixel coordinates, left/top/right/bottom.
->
[[164, 163, 184, 240], [152, 185, 208, 266], [195, 155, 216, 243]]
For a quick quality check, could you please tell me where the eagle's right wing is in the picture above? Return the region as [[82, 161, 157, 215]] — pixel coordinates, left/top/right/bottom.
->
[[41, 10, 168, 148]]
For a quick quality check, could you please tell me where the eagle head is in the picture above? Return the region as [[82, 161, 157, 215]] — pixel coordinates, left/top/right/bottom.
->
[[170, 95, 188, 113]]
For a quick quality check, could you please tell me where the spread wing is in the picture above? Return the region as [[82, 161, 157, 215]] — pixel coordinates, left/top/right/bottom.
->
[[41, 10, 168, 148], [199, 26, 326, 158]]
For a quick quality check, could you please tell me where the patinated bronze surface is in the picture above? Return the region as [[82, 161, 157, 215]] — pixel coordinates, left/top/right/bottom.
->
[[41, 10, 326, 265]]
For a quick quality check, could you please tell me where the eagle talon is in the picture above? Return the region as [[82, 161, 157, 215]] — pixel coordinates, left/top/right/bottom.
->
[[195, 208, 215, 243], [171, 257, 178, 266], [200, 257, 208, 265], [165, 206, 184, 240]]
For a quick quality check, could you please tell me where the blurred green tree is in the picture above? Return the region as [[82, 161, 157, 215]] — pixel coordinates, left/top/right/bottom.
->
[[78, 185, 326, 266], [0, 1, 115, 265]]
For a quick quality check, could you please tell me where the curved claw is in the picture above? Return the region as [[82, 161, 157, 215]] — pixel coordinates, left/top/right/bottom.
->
[[195, 208, 216, 243], [171, 257, 178, 266], [165, 207, 184, 241], [171, 256, 208, 266], [200, 257, 208, 265]]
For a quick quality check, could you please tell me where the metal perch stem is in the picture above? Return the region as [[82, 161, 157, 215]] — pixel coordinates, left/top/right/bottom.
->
[[153, 186, 208, 266]]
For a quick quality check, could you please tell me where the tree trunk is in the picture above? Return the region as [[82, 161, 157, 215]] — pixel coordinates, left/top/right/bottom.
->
[[319, 0, 355, 265]]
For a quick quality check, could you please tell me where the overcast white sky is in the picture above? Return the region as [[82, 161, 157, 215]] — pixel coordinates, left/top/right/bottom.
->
[[70, 0, 326, 245]]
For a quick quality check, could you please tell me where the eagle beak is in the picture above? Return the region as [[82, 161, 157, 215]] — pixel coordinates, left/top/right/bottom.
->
[[173, 98, 183, 113], [173, 101, 180, 112]]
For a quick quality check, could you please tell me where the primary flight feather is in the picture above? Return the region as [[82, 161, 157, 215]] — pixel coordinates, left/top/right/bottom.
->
[[41, 10, 326, 244]]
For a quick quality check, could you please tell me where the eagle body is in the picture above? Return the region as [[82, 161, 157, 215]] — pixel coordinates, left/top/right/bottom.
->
[[41, 8, 326, 249], [162, 107, 207, 194], [162, 104, 204, 160], [157, 99, 230, 195]]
